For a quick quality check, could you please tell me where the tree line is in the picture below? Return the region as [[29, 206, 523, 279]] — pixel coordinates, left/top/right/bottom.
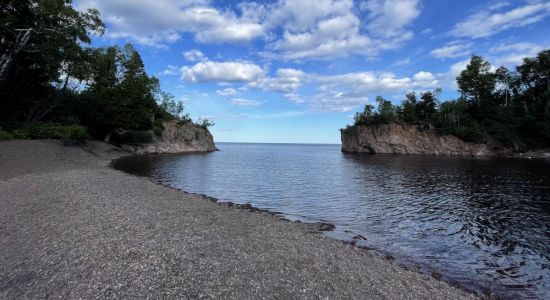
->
[[351, 51, 550, 151], [0, 0, 211, 142]]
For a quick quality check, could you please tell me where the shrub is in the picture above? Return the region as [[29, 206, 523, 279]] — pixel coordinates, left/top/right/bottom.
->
[[126, 131, 153, 143], [29, 123, 89, 140], [0, 129, 12, 141], [11, 129, 30, 139], [453, 125, 487, 144], [111, 131, 153, 144]]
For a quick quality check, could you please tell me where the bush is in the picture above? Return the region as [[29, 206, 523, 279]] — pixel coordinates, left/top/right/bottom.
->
[[111, 131, 153, 144], [453, 125, 487, 144], [11, 129, 30, 139], [29, 123, 89, 140], [0, 129, 12, 141]]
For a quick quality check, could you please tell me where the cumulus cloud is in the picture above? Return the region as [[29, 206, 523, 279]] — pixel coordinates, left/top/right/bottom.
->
[[77, 0, 421, 60], [75, 0, 264, 46], [362, 0, 421, 38], [183, 49, 206, 62], [181, 61, 265, 82], [305, 70, 439, 112], [249, 68, 306, 93], [451, 1, 550, 38], [268, 0, 420, 60], [430, 42, 472, 59]]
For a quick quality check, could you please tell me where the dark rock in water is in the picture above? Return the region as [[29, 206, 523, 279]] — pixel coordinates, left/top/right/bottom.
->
[[432, 272, 443, 280], [383, 254, 395, 261], [352, 234, 367, 240], [357, 245, 373, 251], [318, 222, 336, 231]]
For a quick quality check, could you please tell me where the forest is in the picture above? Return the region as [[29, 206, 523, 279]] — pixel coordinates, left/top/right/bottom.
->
[[351, 52, 550, 151], [0, 0, 211, 143]]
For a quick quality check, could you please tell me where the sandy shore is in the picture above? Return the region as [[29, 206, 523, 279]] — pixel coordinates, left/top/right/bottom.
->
[[0, 140, 476, 299]]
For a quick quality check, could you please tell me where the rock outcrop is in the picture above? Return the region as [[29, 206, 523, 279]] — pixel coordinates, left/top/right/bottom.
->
[[123, 120, 218, 154], [341, 123, 512, 157]]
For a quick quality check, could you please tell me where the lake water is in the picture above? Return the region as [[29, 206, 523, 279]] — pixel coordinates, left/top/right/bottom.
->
[[113, 143, 550, 299]]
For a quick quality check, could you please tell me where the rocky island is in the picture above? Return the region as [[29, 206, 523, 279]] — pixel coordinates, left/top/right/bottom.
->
[[341, 123, 512, 157]]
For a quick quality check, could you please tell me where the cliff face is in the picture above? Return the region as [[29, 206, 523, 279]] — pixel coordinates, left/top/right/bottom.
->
[[341, 123, 512, 157], [124, 120, 218, 154]]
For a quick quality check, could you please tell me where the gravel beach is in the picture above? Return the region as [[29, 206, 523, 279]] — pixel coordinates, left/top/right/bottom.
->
[[0, 140, 476, 299]]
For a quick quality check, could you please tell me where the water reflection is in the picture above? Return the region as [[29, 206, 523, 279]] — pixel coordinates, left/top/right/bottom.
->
[[114, 143, 550, 299]]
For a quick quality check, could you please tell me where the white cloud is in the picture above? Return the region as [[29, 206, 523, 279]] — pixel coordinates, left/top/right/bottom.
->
[[362, 0, 421, 38], [77, 0, 421, 60], [216, 88, 238, 97], [430, 42, 472, 59], [305, 70, 439, 112], [229, 98, 262, 106], [75, 0, 264, 47], [160, 65, 179, 76], [490, 42, 545, 66], [451, 2, 550, 38], [183, 49, 206, 62], [412, 71, 439, 87], [269, 0, 420, 60], [489, 42, 540, 53], [284, 93, 306, 104], [249, 68, 306, 93], [181, 61, 265, 82]]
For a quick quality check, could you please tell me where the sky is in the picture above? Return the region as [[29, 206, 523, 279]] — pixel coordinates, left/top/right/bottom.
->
[[74, 0, 550, 144]]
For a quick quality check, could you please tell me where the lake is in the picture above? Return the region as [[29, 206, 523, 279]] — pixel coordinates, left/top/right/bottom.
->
[[113, 143, 550, 299]]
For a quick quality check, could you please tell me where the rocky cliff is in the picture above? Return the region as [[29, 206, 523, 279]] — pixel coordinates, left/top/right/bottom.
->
[[123, 120, 218, 154], [341, 123, 512, 157]]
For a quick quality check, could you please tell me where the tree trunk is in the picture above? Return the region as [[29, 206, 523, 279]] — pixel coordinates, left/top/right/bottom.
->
[[0, 29, 32, 80]]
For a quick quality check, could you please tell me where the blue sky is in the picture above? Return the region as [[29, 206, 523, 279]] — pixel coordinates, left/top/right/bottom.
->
[[75, 0, 550, 144]]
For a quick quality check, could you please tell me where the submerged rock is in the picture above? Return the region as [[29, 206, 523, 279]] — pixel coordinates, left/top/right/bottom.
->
[[341, 123, 512, 157]]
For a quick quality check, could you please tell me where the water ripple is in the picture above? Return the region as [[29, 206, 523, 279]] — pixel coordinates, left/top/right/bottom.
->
[[114, 143, 550, 299]]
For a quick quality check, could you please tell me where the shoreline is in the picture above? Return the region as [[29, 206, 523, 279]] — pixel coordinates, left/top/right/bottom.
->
[[1, 140, 478, 299], [112, 153, 500, 298]]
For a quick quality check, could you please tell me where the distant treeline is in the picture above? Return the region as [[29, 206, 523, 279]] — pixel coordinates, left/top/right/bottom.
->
[[351, 51, 550, 151], [0, 0, 212, 142]]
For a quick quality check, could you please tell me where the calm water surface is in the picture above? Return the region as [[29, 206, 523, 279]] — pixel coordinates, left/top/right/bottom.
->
[[114, 143, 550, 299]]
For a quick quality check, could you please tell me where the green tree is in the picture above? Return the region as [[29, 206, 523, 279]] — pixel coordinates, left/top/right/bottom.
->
[[0, 0, 104, 125], [81, 45, 160, 140], [457, 55, 496, 109], [376, 96, 396, 123], [401, 92, 418, 123], [416, 90, 439, 123]]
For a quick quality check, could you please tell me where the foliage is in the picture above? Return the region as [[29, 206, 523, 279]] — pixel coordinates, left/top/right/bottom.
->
[[11, 129, 30, 139], [28, 123, 88, 140], [0, 129, 12, 141], [198, 118, 215, 129], [0, 0, 104, 125], [110, 131, 153, 144], [351, 51, 550, 149], [0, 1, 209, 143]]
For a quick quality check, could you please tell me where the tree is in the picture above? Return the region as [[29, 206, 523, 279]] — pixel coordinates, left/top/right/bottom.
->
[[416, 90, 439, 123], [376, 96, 396, 123], [0, 0, 104, 124], [81, 44, 160, 140], [457, 55, 496, 108], [401, 92, 418, 123]]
